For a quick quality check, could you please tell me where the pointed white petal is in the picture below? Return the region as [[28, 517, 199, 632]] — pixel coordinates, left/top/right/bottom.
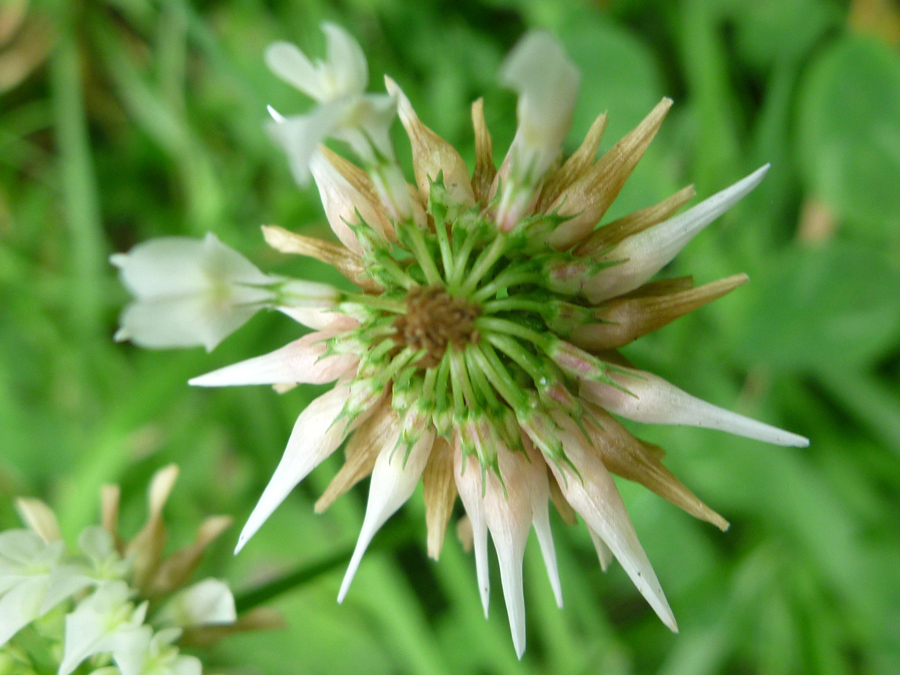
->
[[235, 385, 360, 553], [586, 165, 770, 302], [265, 41, 323, 99], [322, 22, 368, 96], [190, 330, 357, 388], [581, 368, 809, 447], [277, 305, 358, 331], [483, 449, 533, 660], [453, 445, 490, 617], [338, 427, 433, 602], [547, 416, 678, 632], [522, 440, 563, 608]]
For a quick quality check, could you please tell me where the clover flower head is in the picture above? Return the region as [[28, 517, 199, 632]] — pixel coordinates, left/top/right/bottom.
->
[[113, 27, 809, 658]]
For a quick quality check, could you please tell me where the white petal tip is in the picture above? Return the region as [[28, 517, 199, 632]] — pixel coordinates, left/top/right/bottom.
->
[[267, 105, 286, 123], [513, 639, 525, 661], [113, 329, 129, 343]]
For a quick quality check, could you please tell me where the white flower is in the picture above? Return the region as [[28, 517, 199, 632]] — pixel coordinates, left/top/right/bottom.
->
[[265, 24, 399, 186], [496, 30, 580, 229], [59, 581, 150, 675], [0, 530, 93, 647], [114, 629, 201, 675], [112, 233, 340, 352], [266, 23, 368, 103]]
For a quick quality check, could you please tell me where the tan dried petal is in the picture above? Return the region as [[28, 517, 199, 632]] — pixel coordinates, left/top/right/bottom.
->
[[262, 225, 382, 292], [318, 145, 396, 241], [181, 607, 286, 648], [15, 498, 61, 543], [148, 515, 234, 597], [100, 484, 121, 540], [126, 464, 179, 592], [550, 98, 673, 250], [547, 468, 577, 526], [422, 436, 457, 559], [576, 184, 696, 257], [387, 76, 475, 208], [571, 274, 748, 350], [471, 98, 496, 203], [314, 400, 398, 513], [456, 514, 474, 553], [588, 527, 613, 572], [537, 113, 608, 212], [619, 276, 695, 299], [585, 405, 729, 531]]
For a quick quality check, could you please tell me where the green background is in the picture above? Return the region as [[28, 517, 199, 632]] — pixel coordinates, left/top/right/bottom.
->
[[2, 0, 900, 672]]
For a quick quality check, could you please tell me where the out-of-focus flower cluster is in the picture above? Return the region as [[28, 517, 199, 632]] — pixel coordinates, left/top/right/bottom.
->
[[0, 466, 279, 675], [112, 25, 808, 657]]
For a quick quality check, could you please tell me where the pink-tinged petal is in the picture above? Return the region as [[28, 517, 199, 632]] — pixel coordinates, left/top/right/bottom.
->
[[277, 306, 359, 331], [189, 329, 358, 387], [386, 77, 475, 208], [338, 427, 434, 602], [547, 414, 678, 632], [584, 165, 769, 303], [483, 446, 534, 659], [235, 385, 363, 553], [309, 152, 369, 255], [453, 444, 490, 617], [580, 368, 809, 447]]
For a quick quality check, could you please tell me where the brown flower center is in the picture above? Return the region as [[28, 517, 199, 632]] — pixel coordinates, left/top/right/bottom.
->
[[394, 286, 481, 368]]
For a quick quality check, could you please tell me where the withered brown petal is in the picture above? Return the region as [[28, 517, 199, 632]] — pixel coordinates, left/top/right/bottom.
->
[[422, 436, 457, 559], [550, 98, 673, 250], [586, 405, 729, 531], [471, 98, 496, 204], [537, 113, 608, 212], [315, 400, 398, 513], [571, 274, 749, 350], [262, 225, 382, 292]]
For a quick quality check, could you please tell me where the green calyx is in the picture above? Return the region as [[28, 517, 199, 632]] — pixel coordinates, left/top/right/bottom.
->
[[330, 182, 623, 474]]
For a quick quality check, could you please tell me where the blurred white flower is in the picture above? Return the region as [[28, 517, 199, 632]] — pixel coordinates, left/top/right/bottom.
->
[[59, 581, 150, 675], [114, 628, 201, 675], [496, 30, 580, 230], [154, 578, 237, 629], [112, 233, 341, 352], [266, 23, 399, 187], [0, 530, 94, 647]]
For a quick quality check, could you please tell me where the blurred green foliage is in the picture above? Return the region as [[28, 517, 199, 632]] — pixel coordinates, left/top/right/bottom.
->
[[2, 0, 900, 673]]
